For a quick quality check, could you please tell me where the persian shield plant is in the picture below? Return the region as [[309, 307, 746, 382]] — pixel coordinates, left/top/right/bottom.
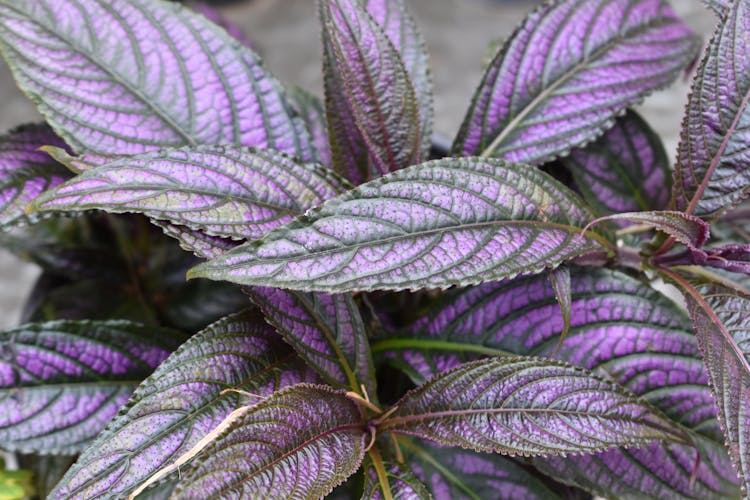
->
[[0, 0, 749, 497]]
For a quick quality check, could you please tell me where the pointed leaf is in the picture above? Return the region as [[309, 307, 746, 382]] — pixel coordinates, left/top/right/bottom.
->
[[670, 276, 750, 493], [380, 356, 686, 456], [28, 146, 347, 240], [404, 441, 564, 500], [364, 0, 433, 162], [0, 0, 312, 159], [379, 268, 738, 497], [172, 384, 367, 499], [0, 320, 180, 455], [362, 453, 431, 500], [188, 157, 606, 292], [321, 0, 421, 181], [673, 0, 750, 218], [584, 210, 710, 250], [246, 287, 376, 395], [50, 310, 317, 500], [288, 88, 333, 168], [154, 221, 237, 259], [689, 243, 750, 275], [563, 111, 671, 215], [452, 0, 699, 164], [0, 124, 71, 229], [547, 265, 571, 349]]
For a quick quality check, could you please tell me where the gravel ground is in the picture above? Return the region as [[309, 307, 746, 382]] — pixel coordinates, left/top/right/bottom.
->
[[0, 0, 717, 329]]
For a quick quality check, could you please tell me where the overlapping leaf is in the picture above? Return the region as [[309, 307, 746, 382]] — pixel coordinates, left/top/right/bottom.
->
[[673, 0, 750, 218], [189, 157, 606, 292], [453, 0, 699, 164], [364, 0, 433, 162], [0, 320, 180, 455], [380, 268, 736, 497], [50, 310, 317, 500], [321, 0, 422, 183], [246, 287, 376, 395], [288, 88, 333, 168], [0, 124, 70, 229], [677, 280, 750, 493], [379, 356, 686, 456], [0, 0, 312, 159], [28, 146, 347, 240], [404, 441, 564, 500], [154, 220, 238, 260], [584, 211, 710, 250], [172, 385, 366, 499], [564, 111, 671, 215]]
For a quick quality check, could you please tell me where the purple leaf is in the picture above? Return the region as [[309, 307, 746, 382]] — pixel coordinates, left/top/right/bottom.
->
[[246, 287, 376, 396], [584, 210, 710, 250], [668, 276, 750, 493], [364, 0, 433, 162], [362, 454, 430, 500], [50, 309, 317, 500], [379, 268, 737, 497], [0, 0, 313, 159], [28, 146, 347, 240], [0, 124, 71, 229], [704, 0, 729, 15], [379, 356, 687, 456], [404, 441, 564, 500], [452, 0, 699, 164], [672, 0, 750, 218], [689, 243, 750, 275], [563, 111, 671, 215], [188, 157, 607, 292], [0, 320, 180, 455], [321, 0, 422, 182], [189, 3, 254, 50], [172, 384, 367, 499], [288, 88, 333, 168]]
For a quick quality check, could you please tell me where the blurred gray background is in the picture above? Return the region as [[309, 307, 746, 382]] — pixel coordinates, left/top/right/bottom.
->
[[0, 0, 716, 329]]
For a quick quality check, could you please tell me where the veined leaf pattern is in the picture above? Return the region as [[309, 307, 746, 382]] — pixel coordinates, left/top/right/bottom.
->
[[564, 111, 671, 215], [172, 385, 367, 499], [188, 157, 606, 292], [28, 146, 347, 240], [672, 0, 750, 218], [380, 356, 687, 456], [246, 287, 376, 395], [361, 454, 431, 500], [0, 320, 180, 455], [453, 0, 699, 164], [0, 124, 71, 229], [50, 310, 317, 500], [381, 268, 737, 497], [0, 0, 313, 159], [321, 0, 421, 182]]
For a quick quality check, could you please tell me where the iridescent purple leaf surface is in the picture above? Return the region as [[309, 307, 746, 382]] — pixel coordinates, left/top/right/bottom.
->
[[688, 243, 750, 275], [0, 320, 180, 455], [361, 454, 430, 500], [188, 157, 606, 292], [50, 310, 317, 500], [404, 441, 563, 500], [564, 111, 671, 215], [584, 210, 710, 251], [0, 0, 312, 159], [172, 385, 366, 499], [288, 88, 333, 168], [0, 124, 70, 229], [28, 146, 346, 240], [189, 3, 255, 50], [153, 220, 238, 260], [672, 0, 750, 218], [379, 268, 737, 497], [380, 356, 686, 456], [364, 0, 433, 162], [547, 265, 571, 348], [246, 287, 376, 395], [321, 0, 421, 182], [674, 278, 750, 493], [453, 0, 699, 164]]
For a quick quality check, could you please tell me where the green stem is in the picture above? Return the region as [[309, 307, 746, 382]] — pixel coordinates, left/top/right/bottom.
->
[[370, 338, 513, 358], [367, 446, 393, 500]]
